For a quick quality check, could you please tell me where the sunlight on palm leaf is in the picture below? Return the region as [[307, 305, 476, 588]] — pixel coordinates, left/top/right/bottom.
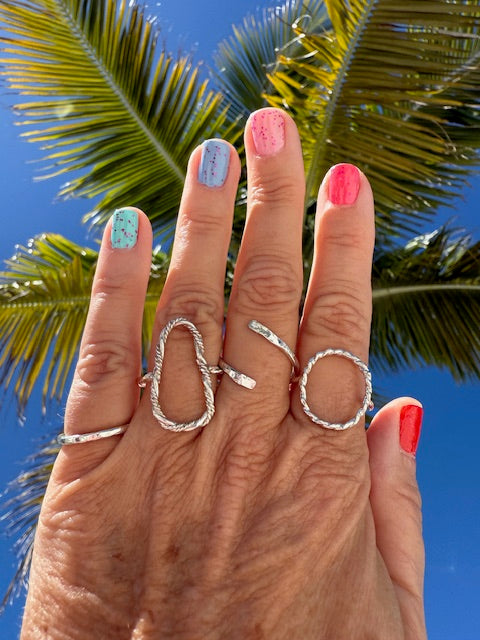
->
[[372, 226, 480, 379], [0, 0, 236, 235], [0, 234, 168, 414], [265, 0, 480, 242], [213, 0, 330, 119]]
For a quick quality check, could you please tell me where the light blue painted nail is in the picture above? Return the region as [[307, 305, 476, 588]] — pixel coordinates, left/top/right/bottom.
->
[[111, 208, 139, 249], [198, 139, 230, 187]]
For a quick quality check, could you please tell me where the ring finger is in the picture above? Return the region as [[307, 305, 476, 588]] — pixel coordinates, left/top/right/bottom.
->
[[293, 164, 375, 444]]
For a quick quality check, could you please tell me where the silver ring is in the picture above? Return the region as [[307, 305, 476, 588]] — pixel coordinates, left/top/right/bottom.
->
[[57, 424, 128, 445], [218, 357, 256, 389], [140, 317, 216, 432], [299, 349, 374, 430], [248, 320, 299, 378]]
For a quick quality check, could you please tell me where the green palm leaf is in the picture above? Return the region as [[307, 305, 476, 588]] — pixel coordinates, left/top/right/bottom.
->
[[0, 0, 236, 235], [372, 226, 480, 379], [213, 0, 330, 119], [265, 0, 480, 242], [0, 435, 57, 614], [0, 234, 167, 414]]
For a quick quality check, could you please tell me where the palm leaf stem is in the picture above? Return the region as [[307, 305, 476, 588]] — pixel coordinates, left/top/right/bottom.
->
[[304, 0, 374, 200]]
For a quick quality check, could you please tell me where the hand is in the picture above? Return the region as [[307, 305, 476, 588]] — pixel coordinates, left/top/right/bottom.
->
[[21, 109, 426, 640]]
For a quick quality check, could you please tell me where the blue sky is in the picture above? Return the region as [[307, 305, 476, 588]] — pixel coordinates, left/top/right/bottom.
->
[[1, 1, 479, 638]]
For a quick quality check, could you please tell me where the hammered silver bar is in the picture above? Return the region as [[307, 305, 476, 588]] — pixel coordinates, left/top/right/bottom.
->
[[248, 320, 299, 374], [218, 357, 257, 389]]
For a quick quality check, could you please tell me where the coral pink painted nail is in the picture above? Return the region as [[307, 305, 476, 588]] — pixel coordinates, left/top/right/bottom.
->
[[399, 405, 423, 455], [251, 108, 285, 156], [328, 163, 361, 205]]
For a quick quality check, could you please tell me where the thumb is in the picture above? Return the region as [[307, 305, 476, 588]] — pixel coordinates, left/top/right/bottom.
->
[[367, 397, 427, 640]]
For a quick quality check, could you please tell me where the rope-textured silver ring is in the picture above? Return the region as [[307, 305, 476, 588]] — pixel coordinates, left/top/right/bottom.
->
[[299, 349, 374, 430], [139, 317, 216, 432]]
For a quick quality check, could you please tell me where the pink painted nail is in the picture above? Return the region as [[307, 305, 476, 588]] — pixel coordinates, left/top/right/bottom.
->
[[251, 108, 285, 156], [399, 405, 423, 455], [328, 163, 361, 205]]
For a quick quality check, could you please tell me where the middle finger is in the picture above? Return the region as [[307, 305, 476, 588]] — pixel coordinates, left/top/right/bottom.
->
[[222, 108, 305, 430]]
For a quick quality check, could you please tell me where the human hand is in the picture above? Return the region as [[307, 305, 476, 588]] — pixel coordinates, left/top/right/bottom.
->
[[21, 109, 426, 639]]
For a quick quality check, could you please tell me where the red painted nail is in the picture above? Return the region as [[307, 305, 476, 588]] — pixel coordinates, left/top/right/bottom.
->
[[328, 163, 360, 205], [399, 405, 423, 455]]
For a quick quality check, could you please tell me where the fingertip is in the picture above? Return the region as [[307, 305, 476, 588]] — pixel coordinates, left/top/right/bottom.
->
[[367, 397, 423, 463]]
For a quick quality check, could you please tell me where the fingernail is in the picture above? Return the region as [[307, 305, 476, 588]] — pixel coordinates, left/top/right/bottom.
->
[[328, 163, 361, 205], [251, 108, 285, 156], [399, 405, 423, 455], [198, 139, 230, 187], [111, 208, 139, 249]]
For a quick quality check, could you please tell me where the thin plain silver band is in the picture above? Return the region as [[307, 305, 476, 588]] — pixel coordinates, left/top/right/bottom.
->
[[57, 424, 129, 446], [299, 349, 374, 430], [248, 320, 299, 376]]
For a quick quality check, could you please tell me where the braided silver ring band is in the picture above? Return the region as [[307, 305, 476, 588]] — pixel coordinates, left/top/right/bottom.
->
[[299, 349, 374, 430], [139, 317, 216, 432], [58, 424, 128, 446]]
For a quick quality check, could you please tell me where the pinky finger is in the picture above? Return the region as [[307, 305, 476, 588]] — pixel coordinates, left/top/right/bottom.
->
[[367, 398, 427, 640]]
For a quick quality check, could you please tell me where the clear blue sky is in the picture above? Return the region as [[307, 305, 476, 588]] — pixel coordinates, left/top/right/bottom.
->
[[1, 2, 479, 638]]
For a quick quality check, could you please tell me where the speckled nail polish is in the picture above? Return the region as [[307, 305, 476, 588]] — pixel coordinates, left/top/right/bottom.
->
[[111, 208, 138, 249], [198, 140, 230, 187], [251, 109, 285, 156]]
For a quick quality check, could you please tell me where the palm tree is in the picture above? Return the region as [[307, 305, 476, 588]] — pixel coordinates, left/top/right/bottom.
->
[[1, 0, 480, 611]]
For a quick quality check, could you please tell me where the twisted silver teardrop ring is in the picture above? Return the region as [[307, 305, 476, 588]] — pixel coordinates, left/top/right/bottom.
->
[[57, 317, 374, 444]]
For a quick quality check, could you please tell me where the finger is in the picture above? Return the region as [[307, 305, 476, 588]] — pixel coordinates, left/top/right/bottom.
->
[[140, 140, 240, 433], [367, 398, 426, 640], [60, 209, 152, 475], [222, 108, 305, 427], [293, 164, 374, 440]]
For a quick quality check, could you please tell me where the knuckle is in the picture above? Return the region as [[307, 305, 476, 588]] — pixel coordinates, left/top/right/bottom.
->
[[161, 284, 224, 333], [307, 289, 371, 344], [180, 208, 226, 237], [250, 172, 304, 207], [76, 336, 138, 387], [322, 208, 373, 254], [216, 424, 272, 491], [234, 255, 301, 315], [296, 433, 370, 502]]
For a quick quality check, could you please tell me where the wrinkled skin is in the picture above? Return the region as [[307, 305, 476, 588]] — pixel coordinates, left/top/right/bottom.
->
[[22, 110, 426, 640]]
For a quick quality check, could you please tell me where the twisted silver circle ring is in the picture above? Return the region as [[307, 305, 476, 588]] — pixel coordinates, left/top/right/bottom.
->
[[299, 349, 374, 430]]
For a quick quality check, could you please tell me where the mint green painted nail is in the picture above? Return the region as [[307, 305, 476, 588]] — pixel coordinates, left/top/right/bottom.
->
[[111, 209, 138, 249]]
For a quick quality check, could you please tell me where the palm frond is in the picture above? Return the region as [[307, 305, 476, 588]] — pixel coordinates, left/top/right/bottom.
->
[[0, 234, 168, 415], [266, 0, 480, 242], [0, 433, 58, 613], [213, 0, 330, 120], [0, 0, 237, 235], [371, 226, 480, 379]]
